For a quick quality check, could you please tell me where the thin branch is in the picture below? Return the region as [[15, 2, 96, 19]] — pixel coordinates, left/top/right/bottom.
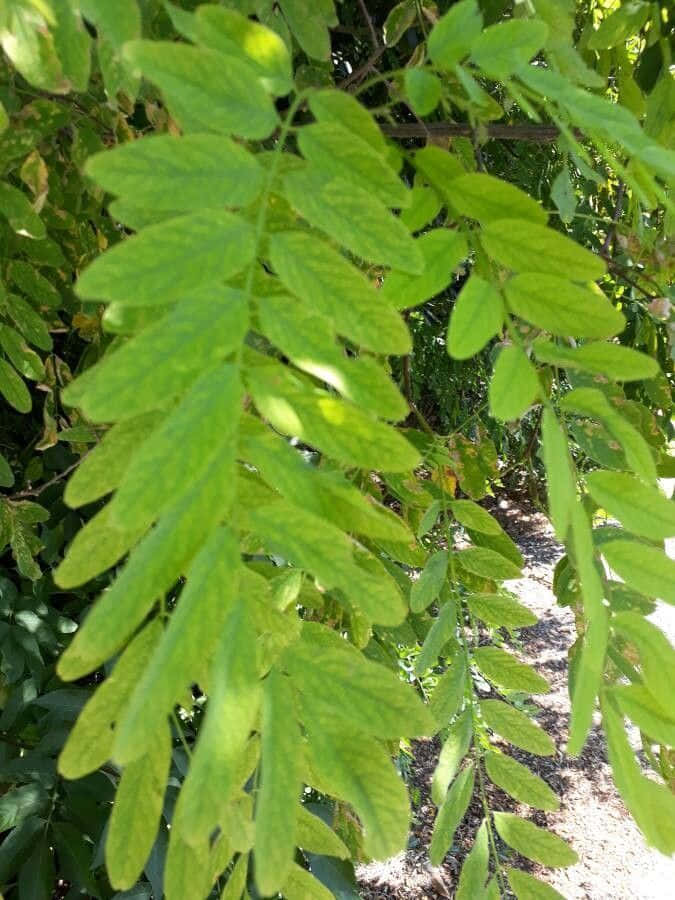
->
[[340, 45, 387, 90], [357, 0, 379, 50], [380, 122, 566, 141], [9, 455, 87, 500]]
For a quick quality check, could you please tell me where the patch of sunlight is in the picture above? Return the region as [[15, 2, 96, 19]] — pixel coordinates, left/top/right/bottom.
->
[[297, 359, 348, 397], [261, 394, 303, 435], [317, 396, 346, 425]]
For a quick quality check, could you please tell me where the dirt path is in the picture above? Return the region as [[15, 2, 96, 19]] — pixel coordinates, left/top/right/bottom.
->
[[357, 499, 675, 899]]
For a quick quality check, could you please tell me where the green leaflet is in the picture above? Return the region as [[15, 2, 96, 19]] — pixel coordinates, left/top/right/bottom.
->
[[474, 646, 550, 694], [239, 418, 412, 543], [269, 231, 412, 354], [467, 592, 537, 630], [220, 853, 249, 900], [428, 0, 483, 68], [76, 210, 255, 306], [480, 699, 555, 756], [448, 173, 547, 225], [561, 387, 657, 483], [0, 325, 44, 380], [58, 621, 162, 779], [586, 3, 651, 51], [298, 122, 410, 208], [85, 134, 264, 211], [602, 694, 675, 855], [164, 829, 211, 900], [384, 2, 417, 48], [174, 600, 261, 844], [415, 599, 457, 674], [430, 658, 467, 727], [285, 631, 432, 740], [247, 363, 419, 473], [53, 504, 144, 590], [109, 364, 241, 533], [410, 550, 448, 613], [379, 230, 468, 310], [455, 819, 489, 899], [551, 167, 576, 225], [309, 89, 389, 157], [195, 5, 292, 95], [612, 684, 675, 746], [414, 145, 465, 205], [508, 868, 567, 900], [256, 292, 407, 421], [505, 275, 625, 338], [106, 727, 171, 889], [65, 413, 160, 508], [454, 547, 522, 580], [429, 763, 475, 866], [471, 19, 548, 80], [305, 724, 410, 860], [2, 292, 52, 351], [489, 345, 540, 421], [0, 359, 30, 413], [447, 275, 504, 359], [612, 612, 675, 712], [0, 453, 13, 488], [602, 539, 675, 605], [296, 806, 349, 859], [541, 409, 575, 540], [401, 181, 442, 232], [0, 181, 45, 239], [466, 527, 524, 569], [123, 40, 278, 137], [485, 752, 560, 811], [405, 68, 442, 116], [282, 167, 423, 273], [278, 0, 331, 60], [57, 452, 237, 680], [450, 500, 501, 535], [283, 863, 334, 900], [247, 501, 407, 625], [493, 812, 577, 867], [113, 528, 240, 764], [255, 669, 301, 895], [481, 219, 606, 281], [431, 710, 473, 806], [567, 502, 608, 755], [533, 339, 658, 381], [64, 289, 248, 421], [586, 471, 675, 541]]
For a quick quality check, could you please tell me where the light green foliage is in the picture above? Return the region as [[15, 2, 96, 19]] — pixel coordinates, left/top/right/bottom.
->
[[447, 275, 504, 359], [505, 276, 625, 338], [432, 710, 473, 805], [493, 812, 578, 867], [2, 1, 673, 897], [489, 345, 540, 421], [474, 646, 550, 694], [485, 753, 560, 811], [430, 763, 475, 865], [480, 700, 555, 756]]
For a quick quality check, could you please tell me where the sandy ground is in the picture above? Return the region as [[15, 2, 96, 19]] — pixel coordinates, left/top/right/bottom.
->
[[357, 498, 675, 899]]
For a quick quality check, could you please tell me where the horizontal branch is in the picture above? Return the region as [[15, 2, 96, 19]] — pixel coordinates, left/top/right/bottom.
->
[[379, 122, 563, 142]]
